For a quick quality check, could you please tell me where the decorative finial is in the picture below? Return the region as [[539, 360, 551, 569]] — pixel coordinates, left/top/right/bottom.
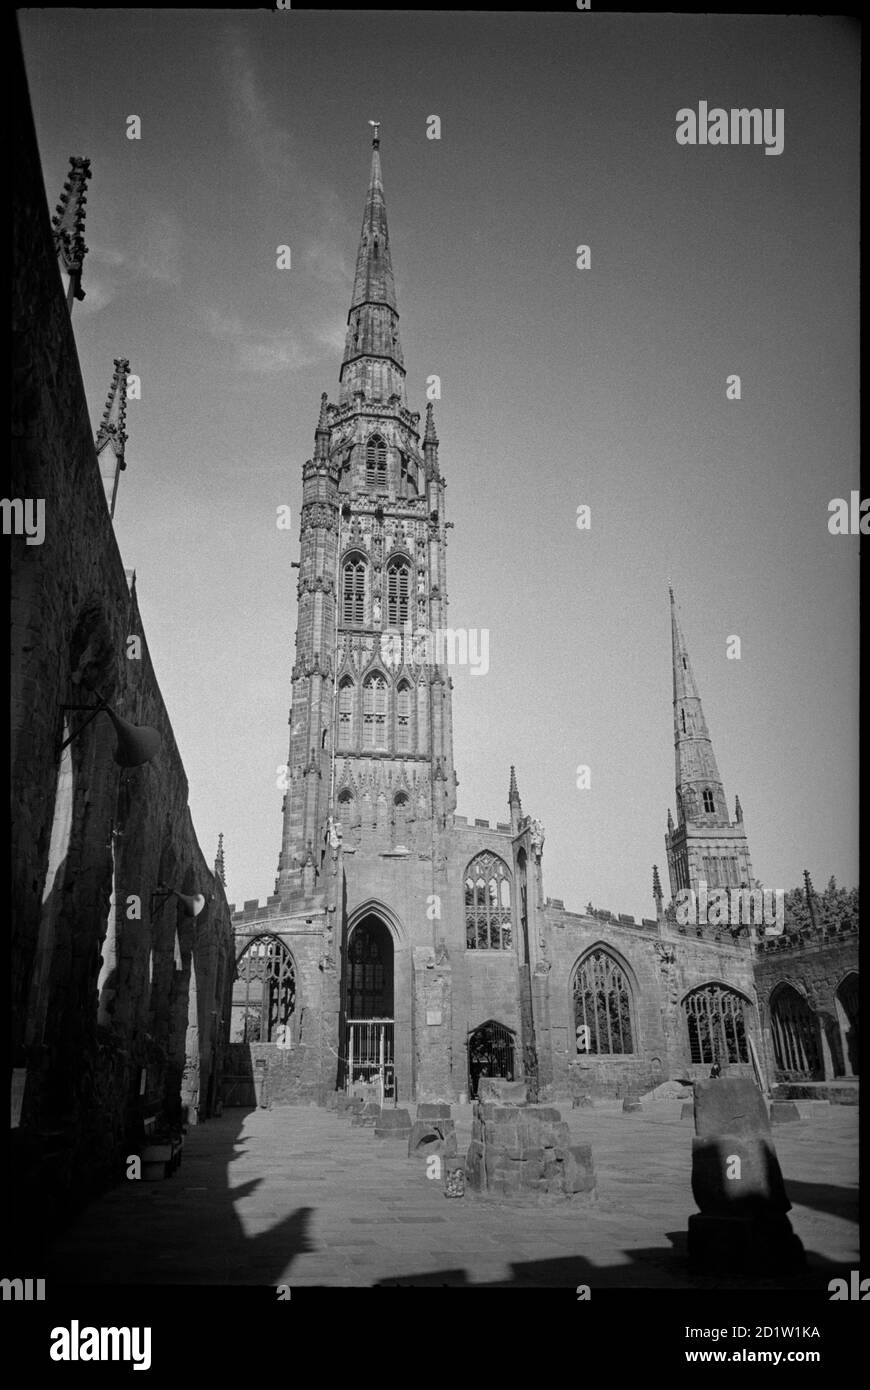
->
[[95, 358, 130, 458], [803, 869, 819, 931], [735, 794, 743, 823], [424, 400, 439, 445], [52, 156, 92, 308], [317, 391, 329, 430], [215, 833, 226, 887], [668, 577, 674, 600], [508, 765, 521, 805], [368, 119, 381, 147], [653, 864, 663, 898]]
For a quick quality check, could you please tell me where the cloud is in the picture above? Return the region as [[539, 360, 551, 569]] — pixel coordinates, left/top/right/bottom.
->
[[201, 303, 316, 375], [222, 28, 296, 187], [135, 211, 182, 285]]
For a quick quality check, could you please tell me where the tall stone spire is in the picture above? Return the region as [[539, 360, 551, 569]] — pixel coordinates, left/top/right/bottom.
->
[[95, 358, 129, 519], [52, 155, 91, 312], [339, 124, 405, 406], [669, 584, 727, 824], [274, 124, 454, 897], [664, 585, 756, 901]]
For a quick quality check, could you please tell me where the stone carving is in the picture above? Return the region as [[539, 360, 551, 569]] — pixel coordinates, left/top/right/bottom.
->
[[530, 819, 545, 857]]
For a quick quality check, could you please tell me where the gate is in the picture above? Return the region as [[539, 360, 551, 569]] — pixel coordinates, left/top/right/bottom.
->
[[344, 1018, 395, 1103], [468, 1019, 516, 1097]]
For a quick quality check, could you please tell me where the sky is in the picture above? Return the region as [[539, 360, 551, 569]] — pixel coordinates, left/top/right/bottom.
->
[[19, 10, 860, 919]]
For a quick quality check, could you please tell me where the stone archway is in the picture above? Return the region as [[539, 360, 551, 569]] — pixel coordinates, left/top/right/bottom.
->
[[769, 983, 823, 1080], [341, 913, 396, 1101], [467, 1019, 516, 1098]]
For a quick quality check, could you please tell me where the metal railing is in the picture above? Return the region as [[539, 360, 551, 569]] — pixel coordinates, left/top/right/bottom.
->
[[345, 1018, 395, 1103]]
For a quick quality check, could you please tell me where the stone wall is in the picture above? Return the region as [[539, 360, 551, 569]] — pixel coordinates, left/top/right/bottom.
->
[[10, 43, 235, 1257], [754, 925, 859, 1082], [539, 904, 758, 1097]]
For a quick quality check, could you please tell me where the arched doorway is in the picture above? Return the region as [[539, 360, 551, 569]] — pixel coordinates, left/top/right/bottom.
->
[[769, 983, 822, 1080], [835, 973, 859, 1076], [467, 1020, 516, 1098], [343, 914, 395, 1100]]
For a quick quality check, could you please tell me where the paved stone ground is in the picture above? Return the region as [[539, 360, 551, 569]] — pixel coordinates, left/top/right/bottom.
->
[[45, 1101, 858, 1289]]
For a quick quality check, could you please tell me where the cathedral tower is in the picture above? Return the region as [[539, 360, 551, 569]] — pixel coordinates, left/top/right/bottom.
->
[[275, 127, 456, 897], [664, 586, 756, 900]]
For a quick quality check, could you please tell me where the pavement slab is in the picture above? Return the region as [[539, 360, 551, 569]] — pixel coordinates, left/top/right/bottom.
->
[[43, 1100, 858, 1289]]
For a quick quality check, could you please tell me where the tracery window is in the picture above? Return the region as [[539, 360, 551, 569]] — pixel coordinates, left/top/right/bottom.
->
[[683, 984, 750, 1065], [342, 555, 366, 626], [231, 936, 296, 1044], [396, 681, 412, 752], [338, 677, 356, 748], [366, 433, 387, 489], [573, 950, 635, 1055], [386, 558, 411, 626], [363, 674, 389, 750], [702, 788, 716, 813], [464, 853, 512, 950]]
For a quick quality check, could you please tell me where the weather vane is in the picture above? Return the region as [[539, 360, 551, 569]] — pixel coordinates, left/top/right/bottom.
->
[[368, 119, 381, 145]]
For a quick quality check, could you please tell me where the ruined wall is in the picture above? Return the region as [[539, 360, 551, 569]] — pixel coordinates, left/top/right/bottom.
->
[[753, 924, 859, 1082], [228, 896, 335, 1106], [538, 903, 758, 1098], [10, 46, 234, 1254]]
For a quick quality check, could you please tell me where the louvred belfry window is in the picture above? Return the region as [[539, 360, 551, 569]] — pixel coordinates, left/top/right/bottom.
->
[[387, 559, 411, 626], [366, 434, 387, 489], [342, 556, 366, 626], [363, 675, 389, 750]]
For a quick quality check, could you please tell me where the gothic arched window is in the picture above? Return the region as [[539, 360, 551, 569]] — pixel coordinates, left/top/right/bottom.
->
[[683, 984, 750, 1065], [231, 936, 296, 1044], [464, 853, 512, 950], [386, 558, 411, 627], [366, 433, 387, 489], [338, 676, 356, 748], [573, 949, 635, 1055], [769, 984, 822, 1078], [363, 674, 389, 750], [702, 788, 716, 813], [396, 680, 412, 753], [342, 554, 367, 627]]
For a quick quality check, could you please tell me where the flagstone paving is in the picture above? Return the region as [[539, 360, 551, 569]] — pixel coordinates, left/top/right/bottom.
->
[[45, 1100, 858, 1289]]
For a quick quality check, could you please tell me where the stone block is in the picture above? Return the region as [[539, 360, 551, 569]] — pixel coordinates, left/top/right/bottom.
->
[[407, 1119, 457, 1159], [769, 1101, 800, 1124], [478, 1078, 527, 1105], [374, 1108, 412, 1139], [688, 1212, 805, 1275], [417, 1103, 451, 1120], [352, 1101, 381, 1127], [693, 1078, 770, 1139], [465, 1140, 486, 1191], [691, 1136, 791, 1216], [681, 1102, 694, 1119]]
